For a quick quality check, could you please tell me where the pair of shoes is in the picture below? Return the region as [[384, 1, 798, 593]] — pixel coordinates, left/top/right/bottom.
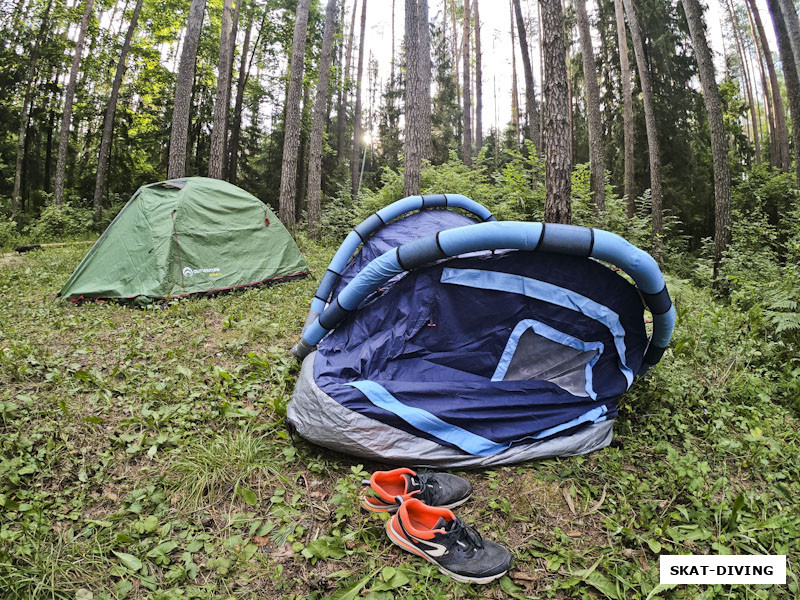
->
[[361, 468, 512, 585]]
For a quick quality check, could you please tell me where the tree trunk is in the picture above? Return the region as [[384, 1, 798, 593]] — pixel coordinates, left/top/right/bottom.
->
[[54, 0, 95, 208], [540, 0, 571, 223], [766, 0, 800, 184], [575, 0, 605, 211], [404, 0, 424, 195], [474, 0, 483, 152], [747, 0, 790, 171], [278, 0, 310, 227], [462, 0, 472, 166], [512, 0, 541, 152], [307, 0, 338, 238], [12, 0, 52, 219], [748, 4, 776, 160], [337, 0, 358, 162], [725, 0, 761, 164], [168, 0, 207, 179], [622, 0, 664, 261], [681, 0, 731, 283], [510, 0, 521, 149], [419, 0, 432, 160], [350, 0, 367, 200], [93, 0, 142, 223], [208, 0, 235, 178], [451, 0, 461, 109], [778, 0, 800, 83], [614, 0, 635, 216], [228, 7, 258, 184]]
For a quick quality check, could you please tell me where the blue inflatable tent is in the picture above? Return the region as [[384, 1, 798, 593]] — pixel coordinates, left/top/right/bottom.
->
[[288, 195, 675, 467]]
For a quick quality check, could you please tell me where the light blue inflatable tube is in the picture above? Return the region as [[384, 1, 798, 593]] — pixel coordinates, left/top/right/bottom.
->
[[305, 194, 495, 327], [293, 222, 675, 374]]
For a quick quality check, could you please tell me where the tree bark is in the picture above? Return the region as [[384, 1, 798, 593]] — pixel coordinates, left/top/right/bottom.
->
[[307, 0, 338, 238], [350, 0, 367, 200], [724, 0, 761, 164], [168, 0, 207, 179], [337, 0, 358, 162], [462, 0, 472, 166], [93, 0, 142, 223], [474, 0, 483, 152], [622, 0, 664, 261], [540, 0, 572, 223], [614, 0, 635, 216], [278, 0, 310, 227], [510, 0, 521, 149], [777, 0, 800, 83], [575, 0, 605, 211], [54, 0, 95, 208], [747, 3, 776, 159], [419, 0, 432, 160], [12, 0, 52, 219], [228, 7, 258, 184], [747, 0, 790, 171], [681, 0, 732, 283], [404, 0, 423, 195], [512, 0, 541, 152], [766, 0, 800, 184], [208, 0, 235, 178]]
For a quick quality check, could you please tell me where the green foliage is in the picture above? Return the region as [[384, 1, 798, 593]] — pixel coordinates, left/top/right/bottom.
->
[[26, 199, 93, 242], [0, 217, 18, 250]]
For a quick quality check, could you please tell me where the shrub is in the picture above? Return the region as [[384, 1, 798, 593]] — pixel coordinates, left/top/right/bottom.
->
[[26, 200, 93, 242], [0, 218, 19, 250]]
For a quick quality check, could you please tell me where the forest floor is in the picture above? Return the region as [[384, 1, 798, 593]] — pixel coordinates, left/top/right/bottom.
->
[[1, 240, 798, 600]]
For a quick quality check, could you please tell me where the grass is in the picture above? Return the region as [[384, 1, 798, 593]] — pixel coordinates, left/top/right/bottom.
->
[[0, 236, 798, 599]]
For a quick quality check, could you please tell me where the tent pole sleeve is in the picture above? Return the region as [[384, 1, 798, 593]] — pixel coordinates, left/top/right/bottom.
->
[[293, 222, 675, 374], [306, 194, 494, 320]]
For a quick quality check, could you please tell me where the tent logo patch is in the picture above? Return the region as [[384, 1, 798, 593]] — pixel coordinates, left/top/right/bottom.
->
[[183, 266, 221, 278]]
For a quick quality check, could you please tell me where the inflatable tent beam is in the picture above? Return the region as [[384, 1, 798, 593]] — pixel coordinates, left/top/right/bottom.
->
[[304, 194, 495, 329], [293, 222, 676, 375]]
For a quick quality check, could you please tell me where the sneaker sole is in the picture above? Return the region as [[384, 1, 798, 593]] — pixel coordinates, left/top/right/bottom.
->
[[385, 516, 507, 584], [360, 490, 471, 514]]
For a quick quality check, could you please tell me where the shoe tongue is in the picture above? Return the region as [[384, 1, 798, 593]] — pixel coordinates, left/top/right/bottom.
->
[[402, 473, 420, 494]]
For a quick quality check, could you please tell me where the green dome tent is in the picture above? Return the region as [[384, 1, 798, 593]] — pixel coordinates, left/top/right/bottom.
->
[[60, 178, 309, 301]]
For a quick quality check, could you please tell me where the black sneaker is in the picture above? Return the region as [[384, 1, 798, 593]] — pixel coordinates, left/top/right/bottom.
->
[[385, 497, 512, 584], [360, 467, 472, 513]]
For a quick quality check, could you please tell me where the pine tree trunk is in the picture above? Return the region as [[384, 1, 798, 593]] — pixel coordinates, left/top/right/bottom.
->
[[228, 7, 257, 184], [510, 0, 521, 150], [614, 0, 635, 216], [350, 0, 367, 200], [474, 0, 483, 152], [724, 0, 761, 164], [54, 0, 95, 208], [404, 0, 424, 195], [462, 0, 472, 166], [747, 0, 790, 171], [168, 0, 207, 179], [681, 0, 731, 283], [307, 0, 338, 238], [419, 0, 432, 160], [513, 0, 541, 152], [575, 0, 605, 211], [278, 0, 310, 227], [208, 0, 235, 178], [540, 0, 571, 223], [93, 0, 142, 223], [622, 0, 664, 261], [337, 0, 358, 162], [451, 0, 461, 110], [747, 4, 776, 159], [766, 0, 800, 184], [777, 0, 800, 83], [12, 0, 52, 219]]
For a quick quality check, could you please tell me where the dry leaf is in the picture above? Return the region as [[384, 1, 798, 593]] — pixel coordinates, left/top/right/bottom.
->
[[252, 536, 269, 546], [271, 543, 293, 561], [566, 530, 582, 537], [510, 570, 540, 582], [562, 487, 576, 515]]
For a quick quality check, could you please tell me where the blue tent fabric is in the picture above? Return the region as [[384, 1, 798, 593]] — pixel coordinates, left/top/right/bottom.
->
[[310, 210, 648, 456]]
